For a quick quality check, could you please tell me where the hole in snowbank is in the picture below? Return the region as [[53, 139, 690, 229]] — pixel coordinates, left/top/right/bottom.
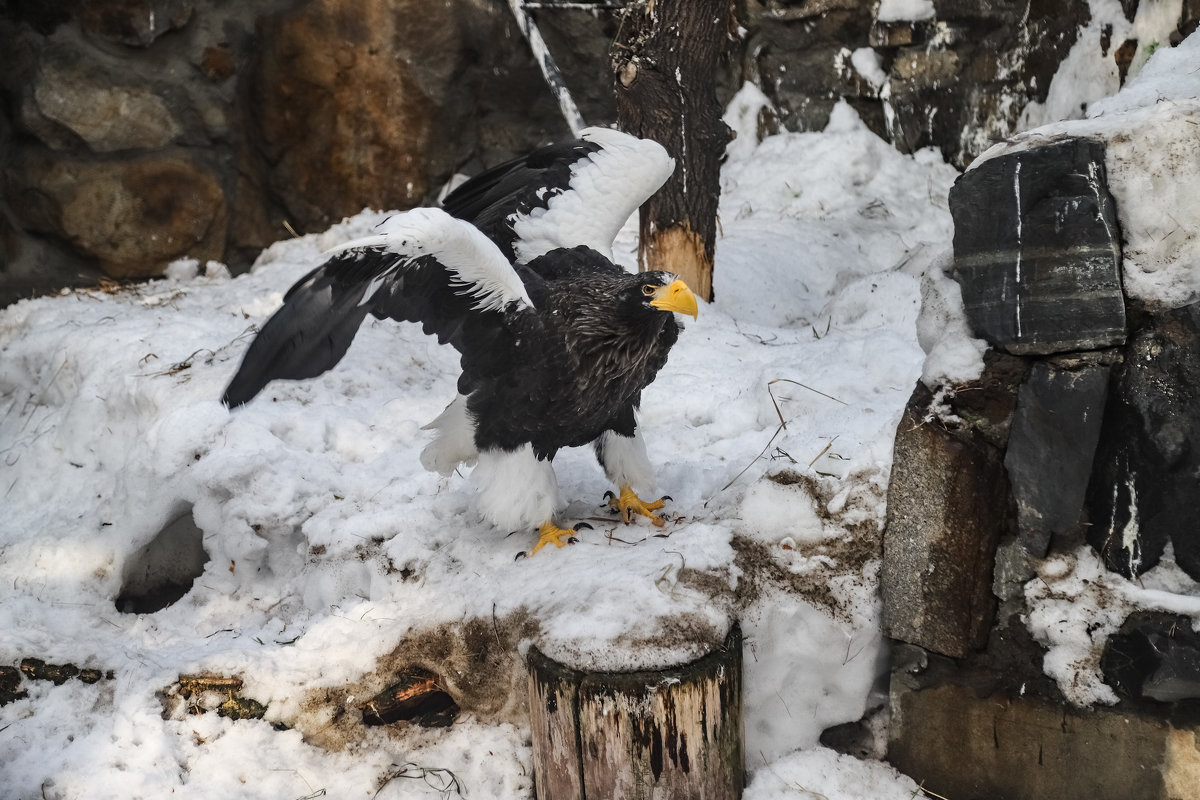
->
[[116, 506, 210, 614]]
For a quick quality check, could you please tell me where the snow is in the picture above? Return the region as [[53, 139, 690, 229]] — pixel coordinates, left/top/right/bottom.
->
[[2, 24, 1199, 799], [745, 747, 921, 800], [915, 252, 987, 386], [876, 0, 935, 24], [1019, 0, 1185, 129], [0, 98, 947, 798], [718, 97, 957, 330], [850, 48, 888, 91], [1026, 545, 1200, 708]]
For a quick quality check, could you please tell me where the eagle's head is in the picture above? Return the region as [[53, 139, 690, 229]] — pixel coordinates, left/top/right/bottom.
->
[[631, 271, 699, 320], [557, 264, 698, 368]]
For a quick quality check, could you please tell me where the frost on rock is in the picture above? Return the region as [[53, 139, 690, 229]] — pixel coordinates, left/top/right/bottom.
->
[[1025, 546, 1200, 707]]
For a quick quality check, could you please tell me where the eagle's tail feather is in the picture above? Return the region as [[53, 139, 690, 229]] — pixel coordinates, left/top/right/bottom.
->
[[419, 394, 479, 475]]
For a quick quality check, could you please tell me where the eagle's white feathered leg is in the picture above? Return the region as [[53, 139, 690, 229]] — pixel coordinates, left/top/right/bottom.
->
[[595, 428, 669, 526], [595, 428, 655, 490], [471, 443, 561, 533], [420, 394, 478, 475]]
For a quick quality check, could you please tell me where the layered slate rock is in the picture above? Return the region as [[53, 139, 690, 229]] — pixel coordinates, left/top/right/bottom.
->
[[1086, 303, 1200, 580], [1103, 612, 1200, 703], [950, 138, 1127, 356], [1004, 358, 1111, 557]]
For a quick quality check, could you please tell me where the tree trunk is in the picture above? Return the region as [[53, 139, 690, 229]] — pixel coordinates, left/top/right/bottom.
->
[[527, 625, 744, 799], [611, 0, 735, 302]]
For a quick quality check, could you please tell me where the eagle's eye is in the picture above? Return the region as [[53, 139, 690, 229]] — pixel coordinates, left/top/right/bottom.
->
[[641, 284, 656, 297]]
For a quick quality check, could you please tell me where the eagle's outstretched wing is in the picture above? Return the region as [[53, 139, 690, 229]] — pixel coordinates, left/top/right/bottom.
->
[[441, 126, 674, 263], [221, 208, 533, 407], [220, 130, 693, 552]]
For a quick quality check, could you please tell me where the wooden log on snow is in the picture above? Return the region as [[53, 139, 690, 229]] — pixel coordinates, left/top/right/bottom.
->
[[527, 625, 744, 799]]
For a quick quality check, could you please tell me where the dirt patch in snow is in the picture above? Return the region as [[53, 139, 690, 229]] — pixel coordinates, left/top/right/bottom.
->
[[294, 607, 541, 750]]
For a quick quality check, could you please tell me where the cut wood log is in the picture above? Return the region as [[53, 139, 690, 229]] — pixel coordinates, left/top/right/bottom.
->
[[360, 666, 460, 728], [170, 674, 268, 721], [528, 625, 744, 799]]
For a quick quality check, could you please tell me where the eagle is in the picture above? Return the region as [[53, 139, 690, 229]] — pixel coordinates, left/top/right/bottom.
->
[[221, 127, 697, 556]]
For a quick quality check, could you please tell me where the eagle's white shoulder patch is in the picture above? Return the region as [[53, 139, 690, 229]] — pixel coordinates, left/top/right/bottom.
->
[[512, 127, 675, 262]]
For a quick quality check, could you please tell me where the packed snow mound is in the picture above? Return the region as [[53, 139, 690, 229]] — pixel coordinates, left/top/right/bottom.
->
[[718, 95, 958, 329], [744, 745, 923, 799], [0, 103, 957, 797]]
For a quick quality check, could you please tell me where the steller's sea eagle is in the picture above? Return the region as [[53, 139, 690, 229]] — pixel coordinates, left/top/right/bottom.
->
[[221, 127, 697, 556]]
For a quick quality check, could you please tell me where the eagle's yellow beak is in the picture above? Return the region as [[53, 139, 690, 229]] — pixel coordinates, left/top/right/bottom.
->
[[649, 279, 699, 320]]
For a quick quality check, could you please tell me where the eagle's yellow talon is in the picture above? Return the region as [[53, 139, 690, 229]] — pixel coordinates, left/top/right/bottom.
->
[[607, 485, 669, 526], [527, 521, 584, 557]]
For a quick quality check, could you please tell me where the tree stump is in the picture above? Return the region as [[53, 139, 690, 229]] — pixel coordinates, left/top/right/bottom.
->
[[527, 625, 744, 800]]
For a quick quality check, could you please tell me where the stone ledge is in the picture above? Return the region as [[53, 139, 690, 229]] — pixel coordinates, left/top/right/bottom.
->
[[889, 678, 1200, 800]]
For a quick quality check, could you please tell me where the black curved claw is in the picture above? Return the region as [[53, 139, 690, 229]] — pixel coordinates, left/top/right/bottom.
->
[[659, 495, 673, 503], [602, 490, 616, 501], [514, 550, 528, 561], [567, 536, 579, 545], [573, 522, 593, 532]]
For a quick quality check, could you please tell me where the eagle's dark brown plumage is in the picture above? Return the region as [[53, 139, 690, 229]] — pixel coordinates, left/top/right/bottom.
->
[[221, 128, 696, 555]]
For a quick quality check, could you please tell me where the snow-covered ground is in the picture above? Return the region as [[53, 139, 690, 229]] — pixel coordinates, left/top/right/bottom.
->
[[0, 98, 948, 798], [2, 20, 1198, 800]]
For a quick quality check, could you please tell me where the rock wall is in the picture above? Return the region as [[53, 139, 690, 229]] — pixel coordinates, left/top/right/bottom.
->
[[0, 0, 573, 302], [3, 0, 1197, 303], [882, 132, 1200, 799], [742, 0, 1090, 164]]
